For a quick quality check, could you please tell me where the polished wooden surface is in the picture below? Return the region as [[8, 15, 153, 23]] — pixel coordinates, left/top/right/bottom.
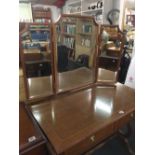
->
[[20, 102, 43, 151], [30, 83, 135, 155], [19, 102, 49, 155], [97, 68, 117, 82], [58, 67, 94, 93], [28, 76, 53, 99]]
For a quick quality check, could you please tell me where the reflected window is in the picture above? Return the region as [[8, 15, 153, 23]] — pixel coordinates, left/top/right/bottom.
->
[[95, 98, 113, 116], [19, 3, 33, 22]]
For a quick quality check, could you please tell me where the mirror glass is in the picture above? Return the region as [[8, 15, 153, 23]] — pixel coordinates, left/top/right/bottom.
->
[[98, 25, 124, 84], [55, 15, 98, 92], [21, 23, 53, 99]]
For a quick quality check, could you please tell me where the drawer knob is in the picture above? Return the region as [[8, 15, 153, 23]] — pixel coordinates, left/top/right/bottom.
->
[[118, 110, 125, 114], [28, 136, 36, 142], [90, 135, 95, 142]]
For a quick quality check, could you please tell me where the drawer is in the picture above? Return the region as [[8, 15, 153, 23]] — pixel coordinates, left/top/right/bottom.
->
[[99, 57, 119, 71], [65, 113, 133, 155], [65, 124, 113, 155], [25, 62, 51, 78]]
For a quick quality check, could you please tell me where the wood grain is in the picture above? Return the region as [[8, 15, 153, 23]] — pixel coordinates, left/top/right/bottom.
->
[[19, 102, 48, 155]]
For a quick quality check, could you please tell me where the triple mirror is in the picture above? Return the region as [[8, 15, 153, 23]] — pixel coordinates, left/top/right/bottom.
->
[[20, 17, 124, 100]]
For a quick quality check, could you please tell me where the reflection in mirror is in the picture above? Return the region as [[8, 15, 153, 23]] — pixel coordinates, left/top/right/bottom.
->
[[55, 15, 98, 92], [98, 25, 125, 84], [21, 23, 53, 99]]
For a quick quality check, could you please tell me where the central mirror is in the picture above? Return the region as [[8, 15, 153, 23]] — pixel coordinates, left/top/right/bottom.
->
[[55, 15, 98, 93]]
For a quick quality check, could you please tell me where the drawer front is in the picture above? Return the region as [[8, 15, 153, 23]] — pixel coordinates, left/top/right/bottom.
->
[[98, 57, 118, 71], [65, 124, 113, 155], [65, 113, 133, 155]]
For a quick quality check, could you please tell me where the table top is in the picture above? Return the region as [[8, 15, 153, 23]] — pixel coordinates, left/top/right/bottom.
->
[[30, 83, 135, 154]]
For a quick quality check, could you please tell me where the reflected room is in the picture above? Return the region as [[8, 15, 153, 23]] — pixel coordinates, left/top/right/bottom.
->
[[55, 15, 98, 92], [20, 23, 53, 99]]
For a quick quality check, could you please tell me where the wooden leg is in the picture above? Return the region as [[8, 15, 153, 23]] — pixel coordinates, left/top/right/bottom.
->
[[118, 122, 135, 155], [119, 123, 133, 137]]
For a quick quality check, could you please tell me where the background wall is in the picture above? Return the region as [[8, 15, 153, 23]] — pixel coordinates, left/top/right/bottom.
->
[[19, 3, 33, 22], [103, 0, 113, 24], [62, 0, 125, 28]]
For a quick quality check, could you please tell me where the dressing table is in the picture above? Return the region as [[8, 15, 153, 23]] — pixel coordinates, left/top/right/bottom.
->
[[28, 83, 134, 155], [20, 15, 134, 155]]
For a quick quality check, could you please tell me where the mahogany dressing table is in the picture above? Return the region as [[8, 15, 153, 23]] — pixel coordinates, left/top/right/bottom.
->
[[20, 16, 134, 155]]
